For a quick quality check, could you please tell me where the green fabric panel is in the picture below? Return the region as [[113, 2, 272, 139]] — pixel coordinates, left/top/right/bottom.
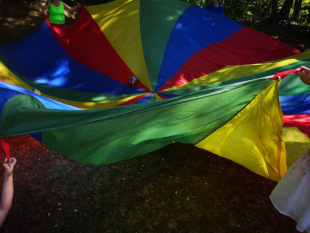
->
[[160, 76, 270, 97], [1, 79, 274, 165], [148, 93, 157, 102], [223, 58, 310, 97], [38, 79, 274, 165], [0, 94, 149, 136], [0, 79, 273, 136], [140, 0, 189, 90], [236, 58, 310, 96]]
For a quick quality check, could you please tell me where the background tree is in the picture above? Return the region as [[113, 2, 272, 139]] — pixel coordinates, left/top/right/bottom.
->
[[271, 0, 279, 17], [279, 0, 294, 18], [293, 0, 303, 22]]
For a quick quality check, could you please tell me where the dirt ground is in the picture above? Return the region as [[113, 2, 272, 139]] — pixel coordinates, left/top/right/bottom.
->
[[0, 135, 302, 233], [0, 1, 309, 233]]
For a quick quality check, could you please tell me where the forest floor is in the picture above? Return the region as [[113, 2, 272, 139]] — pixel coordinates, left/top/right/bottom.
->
[[0, 1, 309, 233]]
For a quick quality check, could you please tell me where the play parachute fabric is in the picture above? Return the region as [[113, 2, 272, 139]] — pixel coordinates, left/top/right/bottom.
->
[[1, 0, 310, 181]]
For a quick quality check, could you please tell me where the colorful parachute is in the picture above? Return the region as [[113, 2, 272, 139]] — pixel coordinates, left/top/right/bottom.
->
[[1, 0, 310, 181]]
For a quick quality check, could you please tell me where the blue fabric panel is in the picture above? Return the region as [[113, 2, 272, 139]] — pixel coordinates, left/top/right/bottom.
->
[[0, 22, 146, 95], [158, 92, 178, 99], [155, 5, 243, 91], [280, 94, 310, 114], [29, 132, 42, 142], [0, 81, 79, 110]]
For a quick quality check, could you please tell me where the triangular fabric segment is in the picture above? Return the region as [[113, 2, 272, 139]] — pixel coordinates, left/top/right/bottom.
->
[[86, 0, 152, 91], [196, 80, 286, 181], [140, 0, 189, 90]]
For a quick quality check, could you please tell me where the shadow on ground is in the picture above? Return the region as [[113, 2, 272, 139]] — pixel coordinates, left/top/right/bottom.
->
[[0, 135, 301, 233]]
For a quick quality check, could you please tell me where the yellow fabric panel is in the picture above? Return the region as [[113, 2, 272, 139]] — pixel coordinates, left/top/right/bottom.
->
[[164, 50, 310, 92], [155, 93, 162, 101], [0, 61, 33, 90], [196, 80, 286, 181], [86, 1, 152, 91], [46, 95, 143, 110], [0, 61, 140, 110], [283, 127, 310, 168]]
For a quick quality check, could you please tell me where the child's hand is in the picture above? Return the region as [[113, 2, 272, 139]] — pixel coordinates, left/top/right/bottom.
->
[[3, 158, 17, 179], [297, 66, 310, 85]]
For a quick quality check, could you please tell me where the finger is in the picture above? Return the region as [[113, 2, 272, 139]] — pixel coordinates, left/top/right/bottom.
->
[[300, 66, 310, 74], [297, 69, 309, 76], [10, 158, 16, 163], [11, 158, 17, 166], [8, 159, 16, 167], [297, 71, 306, 77]]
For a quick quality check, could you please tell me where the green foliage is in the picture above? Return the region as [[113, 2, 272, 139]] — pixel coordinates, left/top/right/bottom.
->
[[185, 0, 310, 26], [300, 3, 310, 26], [184, 0, 207, 7], [223, 0, 271, 21]]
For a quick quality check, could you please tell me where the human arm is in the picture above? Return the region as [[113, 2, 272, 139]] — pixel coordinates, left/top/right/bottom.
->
[[0, 158, 17, 227], [296, 66, 310, 85], [42, 1, 50, 17], [63, 2, 81, 12]]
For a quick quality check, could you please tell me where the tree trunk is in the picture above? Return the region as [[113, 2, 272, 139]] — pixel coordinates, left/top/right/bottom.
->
[[292, 0, 302, 22], [279, 0, 294, 19], [271, 0, 278, 16]]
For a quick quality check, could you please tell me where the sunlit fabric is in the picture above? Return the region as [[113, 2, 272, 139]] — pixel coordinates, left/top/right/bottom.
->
[[0, 0, 310, 181]]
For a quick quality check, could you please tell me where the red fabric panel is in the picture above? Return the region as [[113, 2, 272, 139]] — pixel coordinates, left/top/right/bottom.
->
[[47, 7, 150, 92], [156, 93, 168, 100], [284, 114, 310, 138], [0, 138, 10, 161], [272, 68, 301, 79], [159, 27, 299, 91]]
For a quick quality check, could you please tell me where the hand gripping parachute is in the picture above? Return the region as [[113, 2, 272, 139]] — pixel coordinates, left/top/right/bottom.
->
[[1, 0, 310, 181]]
